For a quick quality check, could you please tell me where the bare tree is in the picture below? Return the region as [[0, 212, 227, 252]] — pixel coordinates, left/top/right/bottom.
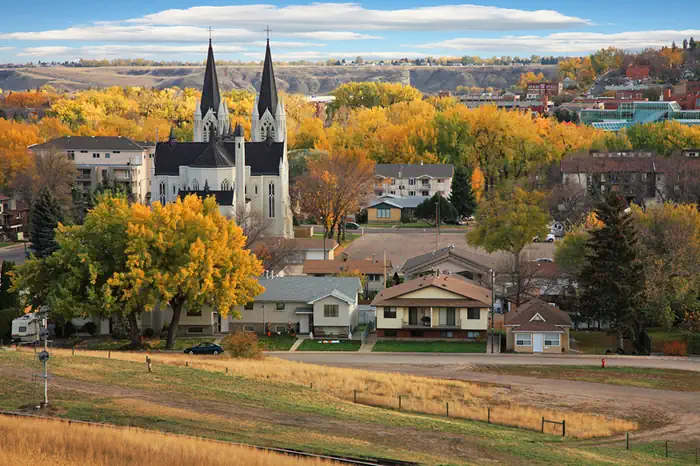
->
[[498, 256, 560, 307], [250, 238, 300, 273], [13, 148, 75, 208], [548, 181, 590, 228], [233, 208, 271, 248]]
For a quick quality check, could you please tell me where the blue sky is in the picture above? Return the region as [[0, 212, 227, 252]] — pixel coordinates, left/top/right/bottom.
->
[[1, 1, 699, 63]]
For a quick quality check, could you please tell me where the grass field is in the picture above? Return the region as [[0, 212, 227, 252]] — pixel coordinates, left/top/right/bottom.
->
[[259, 335, 297, 351], [0, 416, 334, 466], [2, 349, 689, 465], [373, 340, 486, 353], [472, 365, 700, 392], [79, 337, 213, 352], [0, 242, 13, 249], [297, 339, 361, 351], [646, 327, 692, 353]]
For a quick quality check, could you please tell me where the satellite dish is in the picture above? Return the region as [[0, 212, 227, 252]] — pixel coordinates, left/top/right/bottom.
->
[[38, 351, 50, 363]]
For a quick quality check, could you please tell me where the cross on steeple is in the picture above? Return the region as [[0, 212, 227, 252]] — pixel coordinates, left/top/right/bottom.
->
[[264, 26, 271, 41], [208, 26, 213, 41]]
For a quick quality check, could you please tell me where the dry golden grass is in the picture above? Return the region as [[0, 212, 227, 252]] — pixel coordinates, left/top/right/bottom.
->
[[0, 415, 337, 466], [44, 349, 637, 438]]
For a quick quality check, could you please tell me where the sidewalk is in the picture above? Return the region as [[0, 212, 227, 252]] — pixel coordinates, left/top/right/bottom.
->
[[486, 334, 501, 354], [289, 337, 306, 352], [359, 333, 377, 353]]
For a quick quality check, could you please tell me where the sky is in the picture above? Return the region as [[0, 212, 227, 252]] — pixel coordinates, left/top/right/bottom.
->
[[0, 0, 699, 63]]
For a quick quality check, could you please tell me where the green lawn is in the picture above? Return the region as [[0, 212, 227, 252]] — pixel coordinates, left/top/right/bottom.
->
[[646, 327, 692, 353], [297, 339, 361, 351], [373, 340, 486, 353], [0, 242, 13, 248], [472, 365, 700, 392], [80, 337, 214, 352], [258, 335, 296, 351]]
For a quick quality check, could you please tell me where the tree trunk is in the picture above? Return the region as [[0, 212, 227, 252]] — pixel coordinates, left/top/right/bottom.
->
[[617, 328, 625, 352], [127, 312, 140, 348], [514, 252, 522, 307], [166, 298, 184, 350]]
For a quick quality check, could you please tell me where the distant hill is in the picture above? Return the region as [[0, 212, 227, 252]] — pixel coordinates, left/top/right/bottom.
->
[[0, 65, 558, 94]]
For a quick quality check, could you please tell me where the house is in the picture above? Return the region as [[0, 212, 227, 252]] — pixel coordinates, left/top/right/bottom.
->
[[29, 136, 154, 204], [501, 261, 576, 312], [151, 39, 294, 238], [366, 195, 429, 224], [579, 101, 700, 131], [0, 195, 29, 241], [303, 255, 392, 295], [229, 276, 362, 337], [372, 274, 492, 339], [252, 237, 340, 275], [400, 245, 495, 287], [626, 64, 650, 80], [504, 299, 572, 353], [526, 81, 562, 100], [374, 163, 454, 198]]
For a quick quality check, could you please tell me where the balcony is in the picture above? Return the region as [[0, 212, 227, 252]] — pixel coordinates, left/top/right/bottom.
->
[[402, 318, 461, 329], [402, 307, 461, 329]]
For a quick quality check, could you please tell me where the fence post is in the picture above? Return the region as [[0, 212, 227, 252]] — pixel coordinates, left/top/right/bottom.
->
[[446, 402, 449, 418], [398, 395, 402, 411], [665, 441, 668, 458], [626, 432, 629, 450], [562, 420, 566, 437], [108, 351, 111, 359], [186, 361, 188, 367], [487, 408, 491, 424], [353, 389, 357, 403], [541, 417, 545, 433], [145, 356, 152, 373], [225, 367, 228, 374], [72, 346, 75, 356], [310, 382, 313, 389]]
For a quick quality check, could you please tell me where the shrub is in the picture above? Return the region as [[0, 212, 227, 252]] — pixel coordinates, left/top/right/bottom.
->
[[64, 321, 76, 337], [82, 322, 97, 336], [222, 331, 263, 359], [142, 328, 155, 338], [663, 340, 688, 356], [686, 333, 700, 355]]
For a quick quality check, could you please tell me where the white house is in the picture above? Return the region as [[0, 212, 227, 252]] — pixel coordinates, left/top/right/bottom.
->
[[374, 163, 454, 198]]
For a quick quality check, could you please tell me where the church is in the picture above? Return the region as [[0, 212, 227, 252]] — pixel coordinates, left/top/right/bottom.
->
[[151, 38, 294, 238]]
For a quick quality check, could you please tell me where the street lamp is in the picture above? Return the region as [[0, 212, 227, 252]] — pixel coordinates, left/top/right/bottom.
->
[[490, 269, 496, 354]]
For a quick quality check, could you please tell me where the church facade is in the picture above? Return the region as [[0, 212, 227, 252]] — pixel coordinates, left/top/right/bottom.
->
[[151, 39, 293, 238]]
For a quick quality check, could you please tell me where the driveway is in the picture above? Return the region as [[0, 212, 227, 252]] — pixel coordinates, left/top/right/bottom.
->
[[0, 244, 29, 265], [274, 352, 700, 372]]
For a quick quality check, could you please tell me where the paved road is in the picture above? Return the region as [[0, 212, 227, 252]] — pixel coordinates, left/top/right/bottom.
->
[[0, 244, 29, 265], [274, 352, 700, 371]]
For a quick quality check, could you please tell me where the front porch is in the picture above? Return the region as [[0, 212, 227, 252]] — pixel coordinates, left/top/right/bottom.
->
[[402, 307, 461, 329]]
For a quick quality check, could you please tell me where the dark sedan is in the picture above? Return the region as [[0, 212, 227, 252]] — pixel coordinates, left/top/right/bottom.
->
[[183, 342, 223, 355]]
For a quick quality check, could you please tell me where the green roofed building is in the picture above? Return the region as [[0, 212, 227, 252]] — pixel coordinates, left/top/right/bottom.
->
[[579, 101, 700, 131]]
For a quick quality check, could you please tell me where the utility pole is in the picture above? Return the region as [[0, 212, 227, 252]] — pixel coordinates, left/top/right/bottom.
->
[[490, 269, 495, 354], [435, 198, 440, 250], [36, 306, 50, 408]]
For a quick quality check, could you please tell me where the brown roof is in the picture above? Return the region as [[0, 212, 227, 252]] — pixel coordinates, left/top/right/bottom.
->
[[371, 274, 492, 307], [303, 259, 392, 275], [252, 237, 339, 253], [504, 299, 572, 329], [561, 151, 700, 174], [376, 298, 489, 307]]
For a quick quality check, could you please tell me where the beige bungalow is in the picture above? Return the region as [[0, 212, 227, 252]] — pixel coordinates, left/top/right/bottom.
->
[[504, 299, 572, 353], [371, 273, 492, 339]]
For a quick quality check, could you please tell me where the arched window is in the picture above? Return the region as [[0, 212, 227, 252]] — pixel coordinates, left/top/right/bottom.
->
[[192, 179, 200, 190], [254, 185, 258, 195], [203, 125, 209, 142], [268, 182, 275, 218], [261, 119, 275, 140], [221, 179, 230, 191], [159, 181, 166, 205]]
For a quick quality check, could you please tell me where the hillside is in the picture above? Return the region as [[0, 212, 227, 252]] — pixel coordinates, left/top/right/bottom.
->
[[0, 65, 558, 94]]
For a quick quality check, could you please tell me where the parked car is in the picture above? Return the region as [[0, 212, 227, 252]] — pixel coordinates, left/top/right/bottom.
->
[[183, 342, 223, 355], [534, 257, 553, 263], [533, 233, 555, 243], [345, 222, 361, 230]]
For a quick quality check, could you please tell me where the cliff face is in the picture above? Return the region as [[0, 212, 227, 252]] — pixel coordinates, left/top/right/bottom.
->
[[1, 65, 557, 94]]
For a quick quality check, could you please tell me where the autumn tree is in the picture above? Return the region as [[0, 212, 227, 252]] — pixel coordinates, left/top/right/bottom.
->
[[123, 195, 264, 349], [297, 149, 375, 242], [466, 187, 549, 305], [578, 193, 645, 350], [517, 71, 545, 91], [329, 82, 422, 113]]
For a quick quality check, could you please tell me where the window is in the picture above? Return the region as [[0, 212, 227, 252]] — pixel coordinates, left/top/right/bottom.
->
[[421, 191, 429, 196], [187, 327, 204, 334], [383, 307, 397, 319], [255, 185, 258, 195], [221, 179, 230, 191], [173, 185, 176, 195], [368, 274, 379, 282], [467, 308, 480, 320], [422, 179, 430, 186], [67, 150, 75, 160], [467, 331, 480, 339], [274, 325, 286, 333], [243, 325, 256, 332], [515, 333, 532, 346], [437, 179, 444, 183], [408, 191, 416, 196], [186, 309, 202, 317], [275, 302, 285, 311], [159, 181, 166, 205], [92, 153, 100, 158], [383, 330, 397, 337], [244, 302, 254, 310], [408, 178, 415, 186], [440, 331, 454, 338], [113, 151, 121, 154], [268, 182, 275, 218], [192, 179, 200, 190], [105, 153, 111, 159], [80, 150, 88, 153], [389, 191, 396, 195], [377, 207, 391, 219], [390, 179, 396, 185], [19, 326, 27, 333], [544, 333, 560, 346], [324, 304, 339, 318]]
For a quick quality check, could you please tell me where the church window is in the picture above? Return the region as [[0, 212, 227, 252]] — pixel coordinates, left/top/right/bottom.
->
[[203, 125, 209, 142], [222, 179, 230, 191], [173, 185, 176, 195], [159, 181, 166, 205], [268, 182, 275, 218], [261, 119, 275, 140], [255, 185, 258, 195], [192, 179, 200, 190]]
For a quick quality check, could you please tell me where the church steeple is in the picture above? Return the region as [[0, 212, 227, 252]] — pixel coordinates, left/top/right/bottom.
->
[[200, 39, 221, 117], [257, 39, 279, 119]]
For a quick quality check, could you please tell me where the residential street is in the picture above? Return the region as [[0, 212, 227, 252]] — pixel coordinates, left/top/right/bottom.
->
[[0, 244, 28, 265], [275, 352, 700, 372]]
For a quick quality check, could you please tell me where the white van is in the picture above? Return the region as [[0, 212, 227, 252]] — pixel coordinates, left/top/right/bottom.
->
[[11, 313, 41, 343]]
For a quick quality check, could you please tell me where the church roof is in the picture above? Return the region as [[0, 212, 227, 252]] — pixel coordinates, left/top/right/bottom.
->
[[200, 39, 222, 117], [257, 40, 279, 117], [154, 140, 283, 176], [190, 133, 233, 168]]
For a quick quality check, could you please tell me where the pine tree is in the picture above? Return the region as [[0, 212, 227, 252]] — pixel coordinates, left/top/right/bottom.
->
[[672, 41, 677, 51], [415, 193, 458, 225], [578, 193, 645, 350], [30, 187, 64, 258], [690, 37, 697, 50], [449, 167, 477, 218]]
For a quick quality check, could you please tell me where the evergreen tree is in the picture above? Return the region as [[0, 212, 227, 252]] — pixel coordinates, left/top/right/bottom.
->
[[0, 261, 19, 310], [30, 186, 64, 258], [578, 193, 645, 351], [414, 193, 458, 225], [683, 39, 688, 50], [690, 37, 697, 50], [449, 167, 477, 218]]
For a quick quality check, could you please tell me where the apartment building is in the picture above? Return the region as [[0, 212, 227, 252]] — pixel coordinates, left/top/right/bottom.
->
[[374, 163, 454, 198]]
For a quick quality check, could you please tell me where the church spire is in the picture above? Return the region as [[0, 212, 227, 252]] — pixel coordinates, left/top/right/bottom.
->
[[257, 38, 279, 118], [200, 38, 221, 117]]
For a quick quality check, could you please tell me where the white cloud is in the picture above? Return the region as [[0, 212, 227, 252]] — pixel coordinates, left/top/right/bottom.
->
[[243, 51, 326, 61], [0, 47, 14, 51], [3, 25, 256, 42], [130, 3, 590, 31], [286, 31, 379, 41], [243, 50, 427, 61], [414, 29, 700, 54], [19, 44, 245, 58], [250, 40, 326, 48]]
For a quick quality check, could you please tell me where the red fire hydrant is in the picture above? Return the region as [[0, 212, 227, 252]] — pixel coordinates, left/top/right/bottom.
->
[[601, 358, 606, 369]]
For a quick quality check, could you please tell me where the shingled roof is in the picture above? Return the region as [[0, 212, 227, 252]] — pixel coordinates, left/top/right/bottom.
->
[[375, 163, 454, 179], [29, 136, 147, 152], [200, 39, 222, 117], [303, 259, 392, 275], [504, 299, 572, 331], [371, 274, 491, 308], [401, 246, 495, 274], [257, 40, 279, 118]]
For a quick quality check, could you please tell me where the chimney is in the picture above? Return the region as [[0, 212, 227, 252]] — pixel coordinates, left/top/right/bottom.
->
[[372, 253, 376, 262], [662, 88, 672, 101]]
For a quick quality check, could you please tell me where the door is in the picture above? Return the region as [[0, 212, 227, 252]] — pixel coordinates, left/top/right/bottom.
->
[[299, 315, 309, 334], [533, 333, 544, 353]]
